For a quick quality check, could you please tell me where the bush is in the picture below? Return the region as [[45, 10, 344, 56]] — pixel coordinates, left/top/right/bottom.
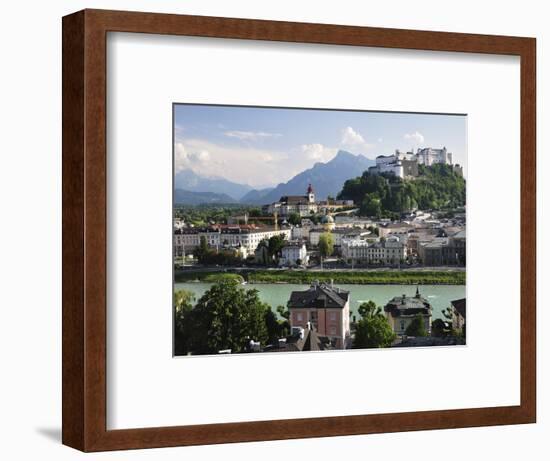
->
[[405, 314, 428, 337], [203, 273, 244, 284]]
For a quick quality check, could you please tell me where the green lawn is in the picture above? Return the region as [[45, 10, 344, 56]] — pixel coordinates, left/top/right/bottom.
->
[[247, 270, 465, 285], [175, 269, 465, 285]]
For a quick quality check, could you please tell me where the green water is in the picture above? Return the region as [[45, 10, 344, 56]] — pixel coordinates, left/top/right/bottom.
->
[[174, 282, 466, 321]]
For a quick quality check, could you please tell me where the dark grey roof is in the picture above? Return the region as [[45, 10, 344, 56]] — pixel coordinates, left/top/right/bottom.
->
[[288, 283, 349, 309], [280, 195, 309, 205], [385, 222, 413, 229], [263, 328, 335, 352], [384, 292, 431, 317], [451, 298, 466, 319]]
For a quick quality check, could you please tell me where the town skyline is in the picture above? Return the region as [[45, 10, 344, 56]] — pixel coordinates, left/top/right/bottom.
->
[[173, 105, 467, 355], [174, 104, 467, 188]]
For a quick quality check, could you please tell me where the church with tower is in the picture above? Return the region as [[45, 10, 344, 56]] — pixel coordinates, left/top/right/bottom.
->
[[264, 183, 355, 217], [265, 184, 320, 217]]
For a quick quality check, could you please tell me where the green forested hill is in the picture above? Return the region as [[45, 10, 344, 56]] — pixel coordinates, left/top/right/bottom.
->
[[337, 164, 465, 217]]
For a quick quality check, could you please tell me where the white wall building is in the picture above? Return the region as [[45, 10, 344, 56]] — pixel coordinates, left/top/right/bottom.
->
[[309, 228, 370, 247], [373, 154, 405, 178], [291, 225, 311, 240], [416, 147, 453, 166], [341, 239, 370, 261], [279, 242, 308, 267], [369, 147, 454, 178], [341, 236, 407, 265], [174, 226, 291, 257]]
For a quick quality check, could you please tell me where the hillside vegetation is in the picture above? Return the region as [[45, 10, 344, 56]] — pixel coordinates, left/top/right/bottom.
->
[[337, 164, 465, 218]]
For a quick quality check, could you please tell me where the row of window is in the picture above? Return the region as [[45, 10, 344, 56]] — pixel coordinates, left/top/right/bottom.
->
[[295, 311, 338, 322]]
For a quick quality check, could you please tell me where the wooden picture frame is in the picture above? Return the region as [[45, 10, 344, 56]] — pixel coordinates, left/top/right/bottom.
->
[[62, 9, 536, 452]]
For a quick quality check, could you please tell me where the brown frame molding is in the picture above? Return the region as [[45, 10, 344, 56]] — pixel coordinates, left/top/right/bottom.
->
[[62, 9, 536, 452]]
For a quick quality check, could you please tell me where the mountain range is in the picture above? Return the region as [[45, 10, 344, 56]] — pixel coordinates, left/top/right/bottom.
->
[[241, 150, 374, 204], [173, 150, 375, 205], [174, 169, 253, 201], [174, 189, 237, 205]]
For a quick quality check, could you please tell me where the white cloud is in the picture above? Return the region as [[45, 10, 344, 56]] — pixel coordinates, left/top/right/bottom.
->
[[224, 130, 281, 140], [175, 142, 214, 172], [341, 126, 365, 146], [175, 136, 345, 187], [300, 143, 337, 162], [404, 131, 425, 145], [174, 138, 293, 187], [340, 126, 372, 153]]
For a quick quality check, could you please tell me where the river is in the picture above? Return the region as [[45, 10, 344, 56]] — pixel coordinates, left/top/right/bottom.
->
[[174, 282, 466, 321]]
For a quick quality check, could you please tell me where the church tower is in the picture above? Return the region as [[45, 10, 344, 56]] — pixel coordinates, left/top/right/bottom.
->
[[307, 183, 315, 203]]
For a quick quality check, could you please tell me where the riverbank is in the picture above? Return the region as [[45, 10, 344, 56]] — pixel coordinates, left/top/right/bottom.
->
[[174, 282, 466, 322], [174, 269, 466, 285]]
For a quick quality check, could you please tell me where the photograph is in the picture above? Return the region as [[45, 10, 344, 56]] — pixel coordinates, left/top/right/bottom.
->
[[172, 104, 467, 356]]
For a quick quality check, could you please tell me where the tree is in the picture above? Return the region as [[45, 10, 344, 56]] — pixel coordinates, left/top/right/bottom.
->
[[287, 212, 301, 226], [441, 306, 464, 337], [318, 232, 334, 258], [405, 314, 427, 337], [367, 225, 379, 236], [248, 208, 262, 217], [431, 306, 458, 337], [195, 235, 212, 263], [431, 318, 448, 337], [276, 304, 290, 320], [189, 282, 270, 354], [353, 301, 396, 348], [268, 234, 286, 259], [357, 300, 378, 318], [174, 289, 195, 355], [361, 194, 382, 217], [265, 307, 290, 344]]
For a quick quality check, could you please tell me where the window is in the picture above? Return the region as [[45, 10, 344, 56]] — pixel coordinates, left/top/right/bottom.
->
[[329, 326, 337, 335], [329, 312, 337, 321], [400, 320, 405, 331], [297, 313, 303, 322]]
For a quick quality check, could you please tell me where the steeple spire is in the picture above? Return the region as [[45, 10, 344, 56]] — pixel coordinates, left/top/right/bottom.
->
[[415, 286, 420, 298]]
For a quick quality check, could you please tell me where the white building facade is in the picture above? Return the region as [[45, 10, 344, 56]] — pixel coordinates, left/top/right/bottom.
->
[[341, 236, 407, 265], [416, 147, 453, 166], [174, 227, 291, 257], [368, 147, 454, 178], [279, 242, 309, 266]]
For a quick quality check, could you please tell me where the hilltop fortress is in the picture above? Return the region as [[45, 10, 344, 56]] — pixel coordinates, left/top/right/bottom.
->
[[369, 147, 463, 179]]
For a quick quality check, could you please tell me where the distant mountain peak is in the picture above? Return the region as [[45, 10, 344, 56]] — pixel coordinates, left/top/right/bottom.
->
[[174, 169, 252, 201], [334, 149, 356, 158], [174, 189, 237, 205], [240, 152, 375, 204]]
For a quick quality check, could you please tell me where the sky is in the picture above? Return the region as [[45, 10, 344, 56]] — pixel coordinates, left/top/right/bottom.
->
[[174, 104, 467, 188]]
